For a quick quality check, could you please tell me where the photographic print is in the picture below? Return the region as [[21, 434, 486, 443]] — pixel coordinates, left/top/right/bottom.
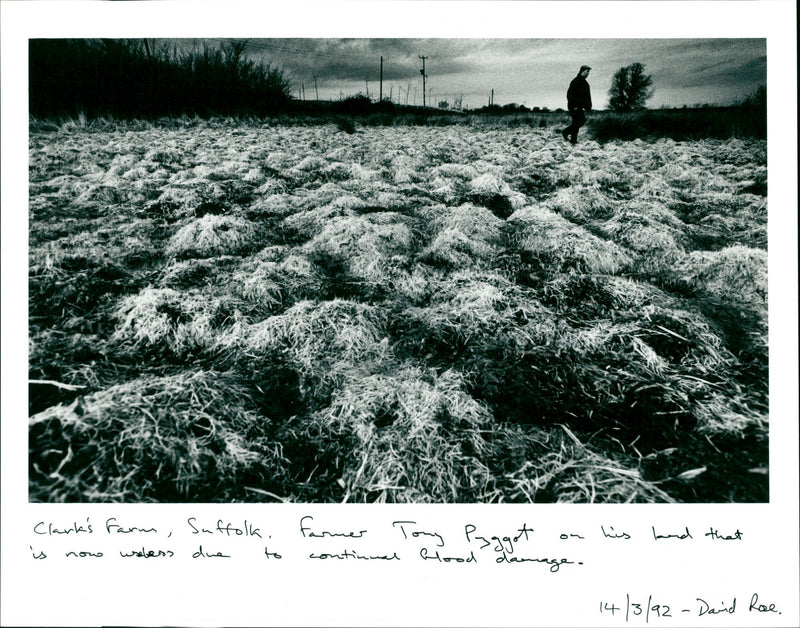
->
[[27, 37, 769, 505]]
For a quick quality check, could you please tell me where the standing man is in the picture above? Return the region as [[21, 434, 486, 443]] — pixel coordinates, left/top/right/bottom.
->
[[562, 65, 592, 144]]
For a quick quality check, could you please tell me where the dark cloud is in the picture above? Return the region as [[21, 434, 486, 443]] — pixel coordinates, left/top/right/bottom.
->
[[166, 38, 766, 108], [245, 38, 480, 82]]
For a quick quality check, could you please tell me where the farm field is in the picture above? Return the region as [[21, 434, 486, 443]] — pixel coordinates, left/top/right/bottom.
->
[[28, 118, 768, 503]]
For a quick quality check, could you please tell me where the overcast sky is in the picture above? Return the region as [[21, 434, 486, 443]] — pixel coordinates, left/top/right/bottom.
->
[[184, 38, 766, 110]]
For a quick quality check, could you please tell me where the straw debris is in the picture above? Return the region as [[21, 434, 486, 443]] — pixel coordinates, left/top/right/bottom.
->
[[166, 215, 259, 259], [303, 366, 495, 502], [508, 205, 631, 274], [29, 370, 287, 502]]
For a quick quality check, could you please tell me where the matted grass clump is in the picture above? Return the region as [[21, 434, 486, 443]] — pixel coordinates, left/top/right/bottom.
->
[[157, 256, 243, 290], [421, 229, 497, 269], [281, 193, 368, 240], [502, 425, 676, 503], [232, 252, 328, 310], [29, 370, 287, 502], [692, 392, 767, 437], [429, 203, 505, 241], [166, 215, 259, 259], [598, 205, 687, 274], [466, 172, 526, 218], [111, 287, 244, 356], [399, 270, 561, 359], [671, 191, 767, 250], [301, 213, 414, 291], [507, 205, 631, 275], [419, 204, 505, 269], [554, 302, 746, 442], [298, 366, 496, 502], [673, 245, 767, 303], [232, 299, 393, 404], [29, 254, 138, 323], [541, 273, 675, 319], [545, 185, 617, 224]]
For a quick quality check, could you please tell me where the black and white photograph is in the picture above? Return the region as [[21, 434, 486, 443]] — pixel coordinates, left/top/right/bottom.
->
[[2, 2, 798, 627], [27, 36, 769, 504]]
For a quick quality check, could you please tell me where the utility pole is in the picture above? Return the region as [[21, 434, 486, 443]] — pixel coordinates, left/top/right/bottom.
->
[[143, 39, 152, 60], [418, 55, 428, 107], [406, 83, 411, 105], [379, 56, 383, 102], [365, 80, 369, 99], [313, 73, 319, 100]]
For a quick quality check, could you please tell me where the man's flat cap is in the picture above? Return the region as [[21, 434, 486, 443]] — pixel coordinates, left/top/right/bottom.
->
[[580, 65, 592, 72]]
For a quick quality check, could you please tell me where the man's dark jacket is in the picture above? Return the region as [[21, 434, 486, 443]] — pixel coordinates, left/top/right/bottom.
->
[[567, 75, 592, 112]]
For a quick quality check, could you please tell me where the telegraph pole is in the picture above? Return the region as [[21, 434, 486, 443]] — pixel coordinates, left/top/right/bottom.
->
[[379, 56, 383, 102], [313, 73, 319, 100], [418, 55, 428, 107]]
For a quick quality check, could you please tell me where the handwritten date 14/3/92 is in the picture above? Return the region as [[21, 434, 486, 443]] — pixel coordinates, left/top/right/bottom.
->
[[599, 593, 781, 622]]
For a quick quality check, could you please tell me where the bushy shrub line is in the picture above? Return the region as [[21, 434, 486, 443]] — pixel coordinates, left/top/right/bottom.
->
[[29, 39, 291, 118], [589, 107, 766, 142]]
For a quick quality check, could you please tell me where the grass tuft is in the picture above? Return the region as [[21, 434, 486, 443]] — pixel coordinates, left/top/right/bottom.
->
[[29, 370, 288, 502], [673, 245, 767, 303], [230, 299, 393, 404], [508, 206, 631, 274], [302, 366, 495, 502], [166, 215, 259, 259], [111, 287, 244, 356]]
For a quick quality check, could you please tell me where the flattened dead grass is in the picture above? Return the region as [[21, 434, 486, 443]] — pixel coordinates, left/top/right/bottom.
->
[[599, 205, 687, 274], [304, 366, 495, 502], [166, 215, 259, 259], [232, 253, 328, 309], [28, 123, 769, 503], [398, 271, 562, 369], [281, 197, 365, 240], [508, 205, 631, 274], [302, 213, 414, 288], [420, 204, 504, 269], [504, 426, 677, 503], [546, 186, 617, 224], [233, 299, 392, 402], [112, 287, 244, 355], [674, 245, 767, 303], [158, 256, 242, 290], [29, 370, 286, 502]]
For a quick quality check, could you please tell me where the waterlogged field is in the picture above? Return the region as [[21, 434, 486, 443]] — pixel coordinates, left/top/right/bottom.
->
[[28, 118, 768, 503]]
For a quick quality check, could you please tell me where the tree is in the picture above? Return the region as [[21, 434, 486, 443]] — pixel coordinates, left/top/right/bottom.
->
[[608, 62, 654, 112]]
